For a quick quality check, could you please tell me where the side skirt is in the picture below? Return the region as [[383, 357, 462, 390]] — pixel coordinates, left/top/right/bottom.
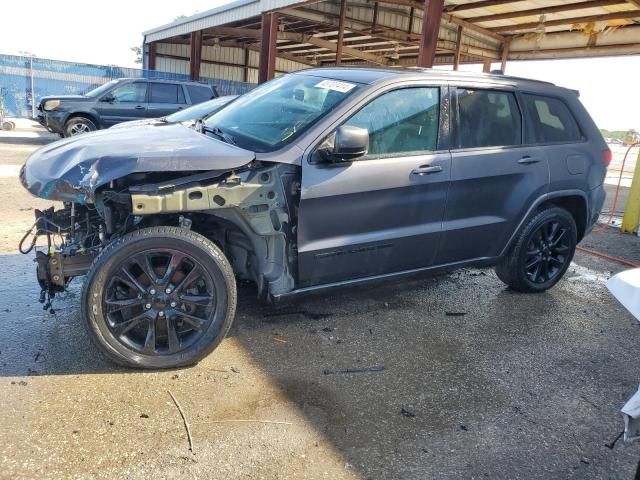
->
[[270, 256, 499, 303]]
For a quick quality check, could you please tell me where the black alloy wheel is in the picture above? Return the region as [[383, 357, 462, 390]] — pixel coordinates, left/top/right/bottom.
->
[[82, 227, 237, 369], [104, 249, 216, 356], [523, 220, 570, 285], [495, 207, 577, 293]]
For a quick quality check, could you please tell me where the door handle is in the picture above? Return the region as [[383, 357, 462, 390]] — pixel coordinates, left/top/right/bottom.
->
[[518, 156, 541, 165], [411, 165, 443, 175], [134, 105, 145, 110]]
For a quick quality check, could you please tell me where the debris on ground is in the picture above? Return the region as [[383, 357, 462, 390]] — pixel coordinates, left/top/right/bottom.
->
[[272, 336, 287, 344], [323, 366, 385, 375], [400, 407, 416, 418], [168, 390, 194, 454], [263, 310, 333, 321], [445, 312, 467, 316], [139, 413, 149, 419]]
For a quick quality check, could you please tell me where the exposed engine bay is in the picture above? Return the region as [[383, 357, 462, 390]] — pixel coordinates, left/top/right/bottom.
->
[[20, 161, 300, 309]]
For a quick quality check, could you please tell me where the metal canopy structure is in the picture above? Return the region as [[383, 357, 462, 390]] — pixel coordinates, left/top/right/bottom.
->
[[143, 0, 640, 83]]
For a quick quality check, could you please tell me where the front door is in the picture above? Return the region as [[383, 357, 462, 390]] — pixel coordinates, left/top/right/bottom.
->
[[437, 87, 549, 264], [96, 81, 148, 127], [297, 86, 451, 287]]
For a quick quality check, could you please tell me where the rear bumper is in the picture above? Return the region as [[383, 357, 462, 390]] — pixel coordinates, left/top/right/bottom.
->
[[585, 184, 606, 234]]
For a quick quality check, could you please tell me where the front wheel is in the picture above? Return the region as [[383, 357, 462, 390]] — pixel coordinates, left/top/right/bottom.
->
[[64, 116, 97, 137], [496, 207, 577, 293], [81, 227, 237, 369]]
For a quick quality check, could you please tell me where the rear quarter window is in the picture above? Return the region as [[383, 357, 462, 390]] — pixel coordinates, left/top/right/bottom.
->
[[523, 94, 583, 144], [187, 85, 213, 104]]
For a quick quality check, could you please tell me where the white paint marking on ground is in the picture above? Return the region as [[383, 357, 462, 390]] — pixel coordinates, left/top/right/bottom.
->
[[0, 165, 21, 178], [566, 262, 611, 284]]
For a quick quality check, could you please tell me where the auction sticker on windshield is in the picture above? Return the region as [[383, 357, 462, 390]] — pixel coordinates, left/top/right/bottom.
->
[[315, 79, 357, 93]]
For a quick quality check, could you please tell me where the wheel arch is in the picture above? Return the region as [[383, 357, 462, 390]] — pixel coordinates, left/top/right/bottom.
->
[[65, 111, 101, 129], [133, 209, 295, 299], [501, 190, 588, 257]]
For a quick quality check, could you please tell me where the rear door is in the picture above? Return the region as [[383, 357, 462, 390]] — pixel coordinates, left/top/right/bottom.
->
[[297, 84, 451, 287], [436, 85, 549, 264], [147, 83, 186, 118]]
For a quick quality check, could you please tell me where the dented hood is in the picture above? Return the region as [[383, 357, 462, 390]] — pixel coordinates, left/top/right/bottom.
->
[[20, 123, 255, 203]]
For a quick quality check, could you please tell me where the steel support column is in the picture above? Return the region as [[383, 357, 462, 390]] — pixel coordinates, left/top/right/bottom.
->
[[258, 13, 278, 83], [453, 25, 463, 70], [417, 0, 444, 68], [189, 31, 202, 81], [622, 148, 640, 234], [500, 38, 510, 73], [336, 0, 347, 65], [483, 58, 492, 72], [148, 43, 157, 71]]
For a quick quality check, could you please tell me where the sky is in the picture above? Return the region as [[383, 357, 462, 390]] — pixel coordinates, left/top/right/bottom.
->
[[2, 0, 639, 130]]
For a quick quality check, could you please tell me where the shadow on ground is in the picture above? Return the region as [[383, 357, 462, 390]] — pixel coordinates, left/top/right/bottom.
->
[[2, 240, 640, 478]]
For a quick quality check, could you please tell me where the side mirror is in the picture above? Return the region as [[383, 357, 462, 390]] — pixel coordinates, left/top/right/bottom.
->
[[326, 126, 369, 162], [101, 94, 115, 103]]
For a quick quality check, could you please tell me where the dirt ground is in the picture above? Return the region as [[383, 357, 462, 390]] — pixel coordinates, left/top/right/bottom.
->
[[1, 125, 640, 479]]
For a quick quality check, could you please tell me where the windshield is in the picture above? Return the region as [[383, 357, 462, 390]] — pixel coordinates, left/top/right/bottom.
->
[[203, 74, 360, 152], [166, 95, 237, 123], [85, 80, 119, 98]]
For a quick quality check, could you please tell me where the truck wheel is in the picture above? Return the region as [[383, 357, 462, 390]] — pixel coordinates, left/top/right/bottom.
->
[[81, 227, 237, 369], [495, 207, 577, 293], [64, 116, 97, 137]]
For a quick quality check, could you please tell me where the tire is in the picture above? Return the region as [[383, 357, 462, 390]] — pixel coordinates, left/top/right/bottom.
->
[[81, 227, 237, 369], [64, 116, 97, 137], [495, 207, 577, 293]]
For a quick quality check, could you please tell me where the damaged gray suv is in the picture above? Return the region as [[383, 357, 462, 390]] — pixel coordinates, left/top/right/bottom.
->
[[20, 68, 608, 369]]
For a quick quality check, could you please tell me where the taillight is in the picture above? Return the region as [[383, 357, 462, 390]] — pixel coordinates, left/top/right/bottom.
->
[[602, 149, 612, 168]]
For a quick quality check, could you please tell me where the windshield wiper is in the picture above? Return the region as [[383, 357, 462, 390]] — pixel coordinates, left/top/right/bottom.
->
[[202, 125, 237, 145]]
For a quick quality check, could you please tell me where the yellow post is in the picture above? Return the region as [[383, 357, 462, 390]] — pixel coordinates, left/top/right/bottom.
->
[[621, 147, 640, 234]]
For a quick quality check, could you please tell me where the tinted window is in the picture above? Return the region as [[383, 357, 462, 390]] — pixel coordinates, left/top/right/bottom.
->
[[456, 89, 521, 148], [109, 82, 146, 103], [187, 85, 213, 104], [204, 75, 357, 153], [149, 83, 180, 104], [344, 87, 439, 157], [177, 86, 186, 104], [523, 94, 583, 143]]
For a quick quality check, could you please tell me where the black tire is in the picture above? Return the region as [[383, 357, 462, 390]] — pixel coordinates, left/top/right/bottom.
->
[[81, 227, 237, 369], [495, 207, 577, 293], [64, 116, 97, 137]]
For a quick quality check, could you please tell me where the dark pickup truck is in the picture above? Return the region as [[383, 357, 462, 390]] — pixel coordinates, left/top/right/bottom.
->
[[36, 78, 216, 137]]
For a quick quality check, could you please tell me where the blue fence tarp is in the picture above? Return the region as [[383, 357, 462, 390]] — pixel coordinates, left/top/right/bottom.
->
[[0, 54, 254, 118]]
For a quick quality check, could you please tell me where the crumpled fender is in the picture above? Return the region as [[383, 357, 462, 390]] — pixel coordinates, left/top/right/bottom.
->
[[20, 123, 255, 203]]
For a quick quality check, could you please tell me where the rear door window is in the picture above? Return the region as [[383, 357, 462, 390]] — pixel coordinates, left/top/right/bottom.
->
[[187, 85, 213, 104], [523, 94, 583, 143], [343, 87, 440, 157], [149, 83, 180, 104], [455, 89, 522, 149]]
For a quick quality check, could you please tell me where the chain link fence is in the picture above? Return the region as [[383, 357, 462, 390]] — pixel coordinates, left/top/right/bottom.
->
[[0, 54, 254, 118]]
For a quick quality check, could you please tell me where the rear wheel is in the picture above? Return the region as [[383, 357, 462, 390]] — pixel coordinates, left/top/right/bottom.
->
[[495, 207, 577, 293], [81, 227, 237, 369], [64, 116, 97, 137]]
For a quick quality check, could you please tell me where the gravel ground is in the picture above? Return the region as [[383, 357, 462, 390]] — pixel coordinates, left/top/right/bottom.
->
[[1, 125, 640, 479]]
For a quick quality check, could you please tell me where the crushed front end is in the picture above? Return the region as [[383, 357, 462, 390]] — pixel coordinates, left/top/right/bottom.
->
[[20, 194, 133, 311]]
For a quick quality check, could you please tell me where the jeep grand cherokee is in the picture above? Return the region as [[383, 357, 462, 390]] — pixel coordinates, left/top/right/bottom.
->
[[20, 67, 607, 369]]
